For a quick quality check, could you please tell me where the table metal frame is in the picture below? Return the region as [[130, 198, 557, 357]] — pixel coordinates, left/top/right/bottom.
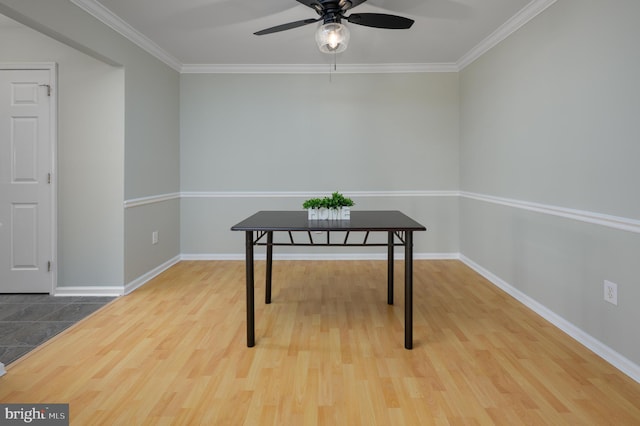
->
[[232, 211, 426, 350]]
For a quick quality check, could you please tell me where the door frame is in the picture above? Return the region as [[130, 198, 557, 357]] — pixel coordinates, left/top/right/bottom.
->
[[1, 62, 57, 294]]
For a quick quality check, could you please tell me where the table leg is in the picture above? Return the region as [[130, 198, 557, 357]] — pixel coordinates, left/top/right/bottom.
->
[[245, 231, 255, 347], [404, 231, 413, 350], [266, 231, 273, 304], [387, 231, 394, 305]]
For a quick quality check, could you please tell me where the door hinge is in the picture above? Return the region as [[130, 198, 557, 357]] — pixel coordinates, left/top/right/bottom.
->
[[39, 84, 51, 96], [47, 261, 52, 272], [47, 173, 51, 184]]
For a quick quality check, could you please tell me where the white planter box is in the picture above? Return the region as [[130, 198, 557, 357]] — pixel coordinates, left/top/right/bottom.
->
[[307, 207, 350, 220]]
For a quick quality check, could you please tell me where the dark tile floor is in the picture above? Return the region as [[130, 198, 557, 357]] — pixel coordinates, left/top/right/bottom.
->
[[0, 294, 116, 365]]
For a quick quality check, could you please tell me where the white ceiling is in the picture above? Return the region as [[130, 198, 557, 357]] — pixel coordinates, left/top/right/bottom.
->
[[11, 0, 557, 72]]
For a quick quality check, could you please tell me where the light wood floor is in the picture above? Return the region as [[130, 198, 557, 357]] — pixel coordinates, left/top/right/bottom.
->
[[1, 260, 639, 425]]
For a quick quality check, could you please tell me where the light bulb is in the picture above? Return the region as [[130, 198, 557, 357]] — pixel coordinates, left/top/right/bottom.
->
[[315, 22, 350, 54], [328, 32, 339, 49]]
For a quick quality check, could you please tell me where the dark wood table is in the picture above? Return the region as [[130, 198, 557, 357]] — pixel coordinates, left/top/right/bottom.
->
[[231, 210, 426, 349]]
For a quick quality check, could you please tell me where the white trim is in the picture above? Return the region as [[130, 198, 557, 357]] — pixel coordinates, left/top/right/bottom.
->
[[181, 63, 459, 74], [181, 252, 459, 261], [459, 255, 640, 384], [179, 251, 640, 381], [45, 63, 59, 296], [124, 190, 640, 235], [124, 190, 457, 207], [54, 286, 124, 297], [457, 0, 557, 70], [123, 255, 181, 295], [180, 190, 459, 199], [69, 0, 182, 72], [69, 1, 457, 75], [68, 0, 554, 75], [124, 192, 180, 208], [182, 254, 246, 261], [461, 192, 640, 234], [0, 362, 5, 377], [51, 255, 181, 297], [49, 63, 58, 296]]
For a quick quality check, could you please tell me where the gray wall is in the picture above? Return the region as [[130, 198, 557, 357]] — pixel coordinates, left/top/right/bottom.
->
[[3, 0, 638, 373], [460, 0, 640, 365], [180, 73, 460, 256], [0, 0, 181, 288]]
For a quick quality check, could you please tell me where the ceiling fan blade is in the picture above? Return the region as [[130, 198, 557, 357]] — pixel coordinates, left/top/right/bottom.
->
[[254, 18, 321, 35], [346, 13, 414, 29]]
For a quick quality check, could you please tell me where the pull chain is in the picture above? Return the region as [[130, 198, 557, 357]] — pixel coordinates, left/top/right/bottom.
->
[[329, 52, 337, 83]]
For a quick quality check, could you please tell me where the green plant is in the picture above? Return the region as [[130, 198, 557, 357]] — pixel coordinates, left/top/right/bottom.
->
[[302, 197, 324, 209], [302, 192, 354, 210]]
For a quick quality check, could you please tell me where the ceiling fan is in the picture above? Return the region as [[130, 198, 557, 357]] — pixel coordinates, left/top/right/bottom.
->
[[254, 0, 414, 54]]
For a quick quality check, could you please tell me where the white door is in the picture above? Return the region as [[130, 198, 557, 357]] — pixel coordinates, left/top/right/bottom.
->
[[0, 68, 54, 293]]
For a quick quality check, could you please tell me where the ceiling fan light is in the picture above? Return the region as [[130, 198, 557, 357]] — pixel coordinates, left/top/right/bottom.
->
[[315, 22, 350, 54]]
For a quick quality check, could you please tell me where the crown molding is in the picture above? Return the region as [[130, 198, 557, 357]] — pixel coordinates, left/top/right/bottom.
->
[[180, 63, 459, 74], [457, 0, 558, 70], [69, 0, 555, 75], [69, 0, 456, 74], [69, 0, 182, 72]]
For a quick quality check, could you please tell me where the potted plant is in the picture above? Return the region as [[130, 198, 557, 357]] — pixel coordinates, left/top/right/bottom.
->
[[303, 191, 354, 220]]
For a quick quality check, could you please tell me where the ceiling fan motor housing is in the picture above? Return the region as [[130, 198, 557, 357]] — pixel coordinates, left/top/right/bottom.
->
[[314, 0, 348, 23]]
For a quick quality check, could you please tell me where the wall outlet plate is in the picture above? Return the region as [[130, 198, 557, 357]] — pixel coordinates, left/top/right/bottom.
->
[[604, 280, 618, 306]]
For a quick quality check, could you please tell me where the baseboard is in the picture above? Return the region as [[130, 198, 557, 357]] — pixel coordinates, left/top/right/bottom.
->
[[54, 286, 124, 297], [124, 255, 181, 295], [0, 362, 5, 377], [459, 255, 640, 384], [96, 251, 640, 383], [52, 256, 182, 297], [180, 252, 460, 261]]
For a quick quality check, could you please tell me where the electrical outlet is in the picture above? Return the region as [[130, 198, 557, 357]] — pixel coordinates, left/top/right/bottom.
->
[[604, 280, 618, 306], [152, 231, 159, 245]]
